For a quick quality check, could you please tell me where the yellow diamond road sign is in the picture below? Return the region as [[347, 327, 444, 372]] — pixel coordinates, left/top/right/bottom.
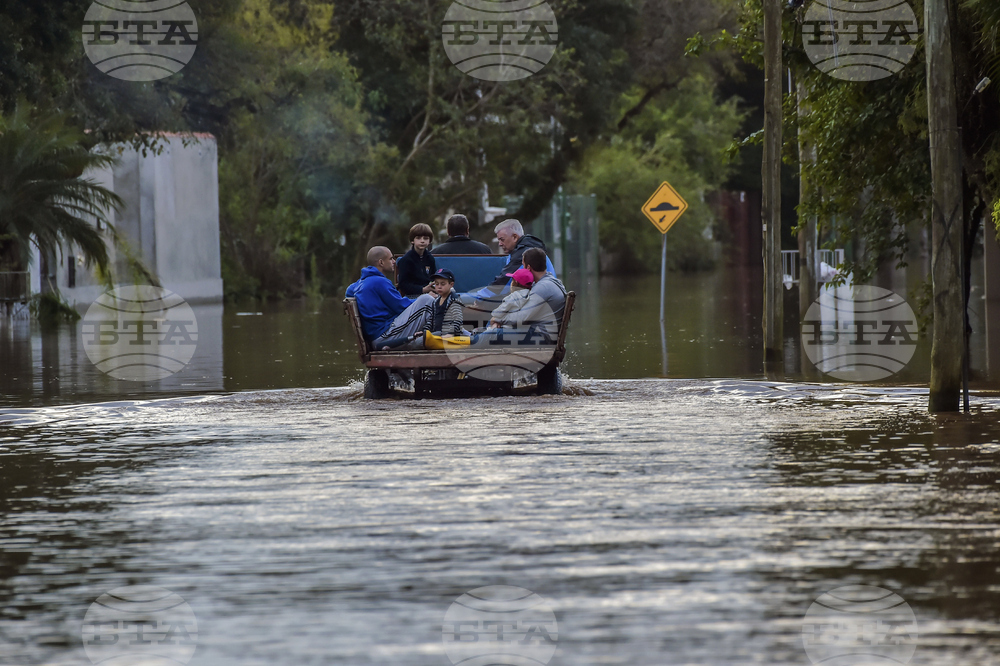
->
[[642, 181, 688, 234]]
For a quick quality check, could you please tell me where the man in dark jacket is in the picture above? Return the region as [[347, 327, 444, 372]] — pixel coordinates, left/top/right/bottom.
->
[[430, 214, 493, 255], [490, 218, 546, 286]]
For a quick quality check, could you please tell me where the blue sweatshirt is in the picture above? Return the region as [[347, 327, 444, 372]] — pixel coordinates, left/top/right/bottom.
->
[[346, 266, 414, 339]]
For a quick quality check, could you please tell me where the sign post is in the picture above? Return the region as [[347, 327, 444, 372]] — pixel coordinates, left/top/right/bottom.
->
[[659, 234, 667, 375], [641, 181, 689, 375], [660, 234, 667, 324]]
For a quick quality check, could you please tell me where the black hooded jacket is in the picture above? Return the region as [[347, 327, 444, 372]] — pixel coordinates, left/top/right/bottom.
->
[[490, 234, 546, 286]]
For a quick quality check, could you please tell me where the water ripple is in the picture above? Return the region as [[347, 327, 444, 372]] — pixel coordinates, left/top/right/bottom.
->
[[1, 380, 999, 664]]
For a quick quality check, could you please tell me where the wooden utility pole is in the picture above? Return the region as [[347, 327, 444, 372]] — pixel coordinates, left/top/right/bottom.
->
[[797, 80, 819, 379], [762, 0, 783, 375], [925, 0, 964, 412]]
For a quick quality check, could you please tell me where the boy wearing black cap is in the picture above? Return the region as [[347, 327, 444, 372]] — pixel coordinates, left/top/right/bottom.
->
[[427, 268, 465, 336]]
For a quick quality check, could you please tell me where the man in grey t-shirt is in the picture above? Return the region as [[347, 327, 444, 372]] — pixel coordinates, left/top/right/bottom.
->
[[471, 247, 566, 348], [491, 247, 566, 331]]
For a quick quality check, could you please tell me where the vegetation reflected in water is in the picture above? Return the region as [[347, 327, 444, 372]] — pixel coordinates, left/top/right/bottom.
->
[[0, 268, 947, 408]]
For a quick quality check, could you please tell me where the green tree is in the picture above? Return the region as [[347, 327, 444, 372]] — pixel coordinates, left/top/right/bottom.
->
[[0, 0, 384, 299], [617, 0, 737, 130], [212, 0, 378, 298], [0, 0, 241, 142], [0, 0, 748, 296], [0, 106, 120, 276], [724, 0, 1000, 282], [720, 0, 1000, 410], [333, 0, 635, 240], [571, 75, 745, 272]]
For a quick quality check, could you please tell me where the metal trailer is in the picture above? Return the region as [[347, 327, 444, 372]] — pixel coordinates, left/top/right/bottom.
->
[[343, 291, 576, 399]]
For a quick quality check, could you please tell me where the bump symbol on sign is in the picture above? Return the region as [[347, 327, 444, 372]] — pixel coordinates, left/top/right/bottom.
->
[[642, 182, 688, 234]]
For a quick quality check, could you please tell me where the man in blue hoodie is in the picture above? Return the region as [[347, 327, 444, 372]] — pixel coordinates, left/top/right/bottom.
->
[[346, 246, 435, 348]]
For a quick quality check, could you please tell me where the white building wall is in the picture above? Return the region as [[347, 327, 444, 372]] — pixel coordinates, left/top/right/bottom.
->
[[56, 133, 223, 308], [29, 247, 41, 296], [152, 135, 223, 302]]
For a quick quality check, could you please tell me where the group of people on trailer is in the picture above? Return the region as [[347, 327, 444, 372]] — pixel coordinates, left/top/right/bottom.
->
[[346, 215, 568, 351]]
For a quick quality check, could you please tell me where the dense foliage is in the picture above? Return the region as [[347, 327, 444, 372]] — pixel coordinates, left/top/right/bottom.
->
[[722, 0, 1000, 285], [571, 75, 744, 272], [0, 106, 120, 276], [0, 0, 747, 297]]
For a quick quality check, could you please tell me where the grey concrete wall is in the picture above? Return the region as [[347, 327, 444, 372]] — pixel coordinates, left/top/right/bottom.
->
[[152, 135, 222, 301], [55, 133, 223, 307]]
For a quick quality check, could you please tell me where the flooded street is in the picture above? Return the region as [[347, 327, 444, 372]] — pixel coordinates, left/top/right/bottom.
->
[[3, 267, 969, 408], [5, 0, 1000, 661], [2, 381, 1000, 664], [2, 271, 1000, 664]]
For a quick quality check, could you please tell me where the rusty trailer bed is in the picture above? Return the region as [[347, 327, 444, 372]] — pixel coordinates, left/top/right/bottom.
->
[[343, 292, 576, 396]]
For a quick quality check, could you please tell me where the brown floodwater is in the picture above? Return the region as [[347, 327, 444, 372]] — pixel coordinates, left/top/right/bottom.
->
[[1, 381, 999, 664], [1, 270, 998, 664], [5, 267, 980, 407]]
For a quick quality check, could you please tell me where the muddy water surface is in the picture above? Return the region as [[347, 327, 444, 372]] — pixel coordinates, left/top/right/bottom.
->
[[2, 380, 999, 664]]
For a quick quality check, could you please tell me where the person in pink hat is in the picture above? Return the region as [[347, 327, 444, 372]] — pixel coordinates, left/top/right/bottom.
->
[[488, 267, 535, 327]]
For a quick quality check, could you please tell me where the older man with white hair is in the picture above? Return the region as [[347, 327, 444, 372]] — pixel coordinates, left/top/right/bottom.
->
[[490, 218, 548, 287]]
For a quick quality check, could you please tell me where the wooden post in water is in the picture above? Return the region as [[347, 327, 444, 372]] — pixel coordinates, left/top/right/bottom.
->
[[985, 229, 1000, 383], [925, 0, 965, 412], [762, 0, 783, 376]]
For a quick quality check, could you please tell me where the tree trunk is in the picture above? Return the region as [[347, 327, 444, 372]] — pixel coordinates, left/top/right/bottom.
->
[[797, 80, 819, 379], [762, 0, 783, 376], [925, 0, 965, 412]]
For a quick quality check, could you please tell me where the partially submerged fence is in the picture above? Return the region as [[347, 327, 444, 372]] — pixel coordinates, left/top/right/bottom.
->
[[781, 249, 846, 286], [515, 193, 599, 279], [0, 271, 30, 303]]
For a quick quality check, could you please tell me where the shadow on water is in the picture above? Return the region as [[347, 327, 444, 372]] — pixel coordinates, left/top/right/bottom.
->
[[760, 400, 1000, 624]]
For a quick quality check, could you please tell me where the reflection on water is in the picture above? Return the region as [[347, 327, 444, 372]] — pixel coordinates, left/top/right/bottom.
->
[[2, 269, 998, 662], [1, 381, 999, 664], [566, 267, 766, 379], [1, 267, 960, 408], [0, 304, 224, 407]]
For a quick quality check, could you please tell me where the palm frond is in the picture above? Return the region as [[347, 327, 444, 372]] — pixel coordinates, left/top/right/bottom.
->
[[0, 105, 123, 274], [963, 0, 1000, 98]]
